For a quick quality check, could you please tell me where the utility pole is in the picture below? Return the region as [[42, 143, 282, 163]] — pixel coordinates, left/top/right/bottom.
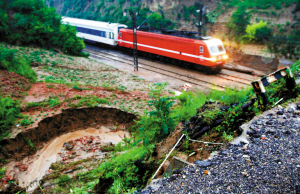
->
[[123, 9, 138, 71], [132, 9, 138, 71], [197, 4, 209, 38], [198, 3, 204, 37]]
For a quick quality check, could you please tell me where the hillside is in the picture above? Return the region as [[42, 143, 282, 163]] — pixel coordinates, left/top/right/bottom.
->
[[46, 0, 300, 34], [1, 0, 300, 193]]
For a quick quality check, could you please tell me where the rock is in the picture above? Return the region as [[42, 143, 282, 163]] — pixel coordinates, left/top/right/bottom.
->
[[277, 110, 284, 115], [256, 120, 263, 125], [266, 120, 273, 125], [266, 128, 276, 134], [64, 143, 73, 150], [288, 107, 295, 113], [239, 124, 249, 132], [241, 172, 248, 177], [170, 175, 176, 181], [247, 130, 256, 135], [172, 169, 182, 174], [295, 185, 300, 193], [42, 182, 51, 188], [194, 160, 212, 167], [252, 133, 261, 138], [294, 110, 300, 115], [284, 130, 292, 134], [65, 169, 75, 174]]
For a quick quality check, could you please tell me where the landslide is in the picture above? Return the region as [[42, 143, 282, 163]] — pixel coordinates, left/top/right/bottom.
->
[[0, 107, 136, 163]]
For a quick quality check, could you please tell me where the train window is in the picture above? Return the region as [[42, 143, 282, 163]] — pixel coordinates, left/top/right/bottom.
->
[[110, 32, 114, 39], [200, 46, 203, 53], [210, 46, 218, 54], [120, 32, 122, 38], [217, 45, 224, 52], [107, 32, 113, 39]]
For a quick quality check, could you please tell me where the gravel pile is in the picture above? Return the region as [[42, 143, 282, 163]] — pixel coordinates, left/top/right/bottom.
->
[[139, 104, 300, 194]]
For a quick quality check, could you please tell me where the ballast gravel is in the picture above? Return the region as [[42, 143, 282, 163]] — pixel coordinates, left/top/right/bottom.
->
[[139, 104, 300, 194]]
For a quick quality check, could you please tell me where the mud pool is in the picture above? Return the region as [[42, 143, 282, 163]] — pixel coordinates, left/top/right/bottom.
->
[[3, 126, 129, 192]]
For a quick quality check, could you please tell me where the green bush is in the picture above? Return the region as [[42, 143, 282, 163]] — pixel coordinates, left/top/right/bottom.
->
[[94, 146, 152, 193], [0, 45, 37, 82], [173, 91, 206, 122], [0, 96, 21, 141], [266, 28, 300, 59], [136, 83, 176, 145], [227, 4, 252, 35], [0, 167, 5, 179], [243, 20, 272, 42], [0, 0, 85, 56]]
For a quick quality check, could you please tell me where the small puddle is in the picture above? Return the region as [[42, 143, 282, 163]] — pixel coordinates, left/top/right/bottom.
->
[[4, 126, 129, 192]]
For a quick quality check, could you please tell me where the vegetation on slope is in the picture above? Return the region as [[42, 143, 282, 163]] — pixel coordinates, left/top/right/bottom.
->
[[0, 0, 85, 55], [0, 96, 20, 142], [218, 0, 300, 58], [0, 45, 37, 83]]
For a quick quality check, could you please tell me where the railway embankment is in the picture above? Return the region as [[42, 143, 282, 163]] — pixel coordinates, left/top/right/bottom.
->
[[140, 103, 300, 193]]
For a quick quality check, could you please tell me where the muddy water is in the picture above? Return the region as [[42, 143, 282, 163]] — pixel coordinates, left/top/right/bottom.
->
[[4, 126, 129, 192]]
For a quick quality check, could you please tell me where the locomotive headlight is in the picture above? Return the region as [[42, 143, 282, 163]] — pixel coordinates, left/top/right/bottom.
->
[[211, 57, 217, 62], [222, 54, 228, 60]]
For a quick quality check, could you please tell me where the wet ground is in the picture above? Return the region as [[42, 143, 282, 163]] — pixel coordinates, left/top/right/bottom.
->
[[3, 126, 129, 192], [86, 45, 262, 92]]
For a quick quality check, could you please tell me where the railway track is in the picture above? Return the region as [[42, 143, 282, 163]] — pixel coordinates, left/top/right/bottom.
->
[[84, 46, 254, 91]]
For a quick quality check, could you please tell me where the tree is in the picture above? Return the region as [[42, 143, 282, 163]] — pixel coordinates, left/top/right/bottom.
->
[[227, 4, 252, 35]]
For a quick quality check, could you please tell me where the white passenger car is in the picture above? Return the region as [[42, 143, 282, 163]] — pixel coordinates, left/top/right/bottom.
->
[[61, 17, 127, 46]]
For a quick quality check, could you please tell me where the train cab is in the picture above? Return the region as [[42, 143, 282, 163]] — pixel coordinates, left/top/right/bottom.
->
[[203, 39, 228, 65]]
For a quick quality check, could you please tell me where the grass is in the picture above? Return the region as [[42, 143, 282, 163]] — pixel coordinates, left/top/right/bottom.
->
[[0, 44, 37, 82], [0, 96, 21, 141], [25, 96, 61, 110]]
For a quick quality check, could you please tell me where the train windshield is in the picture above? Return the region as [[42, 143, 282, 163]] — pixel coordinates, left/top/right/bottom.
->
[[210, 45, 225, 54]]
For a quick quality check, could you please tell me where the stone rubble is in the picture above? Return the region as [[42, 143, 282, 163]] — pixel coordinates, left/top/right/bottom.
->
[[139, 103, 300, 194]]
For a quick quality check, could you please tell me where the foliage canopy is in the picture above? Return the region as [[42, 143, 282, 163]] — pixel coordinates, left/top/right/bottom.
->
[[0, 0, 85, 55]]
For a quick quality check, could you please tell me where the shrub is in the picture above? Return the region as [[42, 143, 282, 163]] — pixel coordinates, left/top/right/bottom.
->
[[206, 11, 221, 24], [243, 20, 272, 42], [0, 96, 20, 141], [0, 0, 85, 56], [0, 45, 37, 82], [0, 167, 5, 179], [93, 145, 153, 193], [136, 83, 176, 145]]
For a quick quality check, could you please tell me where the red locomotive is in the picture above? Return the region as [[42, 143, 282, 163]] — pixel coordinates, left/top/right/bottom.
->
[[118, 28, 228, 74]]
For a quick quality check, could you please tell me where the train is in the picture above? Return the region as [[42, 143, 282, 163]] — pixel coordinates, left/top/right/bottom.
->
[[61, 17, 127, 46], [61, 17, 228, 74]]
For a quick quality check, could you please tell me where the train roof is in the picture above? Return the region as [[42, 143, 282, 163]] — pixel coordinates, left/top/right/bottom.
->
[[120, 28, 212, 43], [128, 27, 212, 40], [61, 17, 127, 30]]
